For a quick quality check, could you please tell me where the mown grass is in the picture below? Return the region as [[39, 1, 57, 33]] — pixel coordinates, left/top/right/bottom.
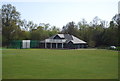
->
[[2, 49, 118, 79]]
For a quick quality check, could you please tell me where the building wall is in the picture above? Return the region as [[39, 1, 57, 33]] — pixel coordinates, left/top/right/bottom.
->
[[67, 41, 87, 49], [39, 42, 87, 49]]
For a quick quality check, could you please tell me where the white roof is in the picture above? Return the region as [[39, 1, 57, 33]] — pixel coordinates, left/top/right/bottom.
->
[[71, 35, 86, 44], [43, 34, 87, 44], [57, 34, 65, 38]]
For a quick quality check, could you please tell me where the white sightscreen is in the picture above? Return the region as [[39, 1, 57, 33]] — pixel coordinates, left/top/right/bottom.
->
[[26, 40, 30, 48], [22, 40, 26, 48], [22, 40, 30, 48]]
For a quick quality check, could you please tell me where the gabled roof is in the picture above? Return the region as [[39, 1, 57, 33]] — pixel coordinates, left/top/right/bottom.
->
[[57, 34, 64, 38], [47, 34, 86, 44], [70, 35, 86, 44], [49, 34, 72, 40]]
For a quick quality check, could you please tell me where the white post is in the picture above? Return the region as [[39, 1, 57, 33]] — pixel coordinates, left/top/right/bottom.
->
[[51, 43, 52, 48], [45, 40, 46, 48], [62, 43, 63, 48], [56, 43, 58, 48]]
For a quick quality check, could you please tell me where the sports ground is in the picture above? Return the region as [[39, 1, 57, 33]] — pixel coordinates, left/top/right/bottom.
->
[[2, 49, 118, 79]]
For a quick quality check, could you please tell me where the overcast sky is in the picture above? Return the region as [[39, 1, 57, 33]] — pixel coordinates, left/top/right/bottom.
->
[[1, 0, 119, 29]]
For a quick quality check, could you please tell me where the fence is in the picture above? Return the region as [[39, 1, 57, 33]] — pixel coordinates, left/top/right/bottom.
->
[[8, 40, 40, 49]]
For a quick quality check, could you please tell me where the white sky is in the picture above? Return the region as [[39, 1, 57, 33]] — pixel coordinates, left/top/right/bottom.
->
[[1, 0, 119, 29]]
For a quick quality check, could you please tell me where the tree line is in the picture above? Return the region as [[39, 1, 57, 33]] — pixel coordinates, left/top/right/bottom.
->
[[2, 4, 119, 47]]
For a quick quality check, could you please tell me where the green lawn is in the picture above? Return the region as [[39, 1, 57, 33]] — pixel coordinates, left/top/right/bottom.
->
[[2, 49, 118, 79]]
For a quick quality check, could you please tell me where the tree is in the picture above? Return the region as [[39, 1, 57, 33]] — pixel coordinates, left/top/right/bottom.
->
[[100, 20, 108, 28], [78, 19, 89, 41], [2, 4, 21, 45], [49, 26, 60, 36], [20, 20, 37, 31], [2, 4, 20, 27], [92, 16, 100, 27], [112, 14, 120, 25], [0, 9, 2, 46], [2, 4, 118, 48], [30, 26, 50, 40], [0, 9, 2, 34], [62, 21, 79, 37], [78, 18, 88, 30], [39, 23, 50, 30]]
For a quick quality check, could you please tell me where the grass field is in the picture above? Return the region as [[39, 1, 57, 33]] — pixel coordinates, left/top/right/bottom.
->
[[2, 49, 118, 79]]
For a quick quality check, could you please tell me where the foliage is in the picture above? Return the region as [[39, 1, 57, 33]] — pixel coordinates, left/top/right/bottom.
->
[[1, 4, 118, 47], [62, 16, 118, 47], [2, 4, 21, 45], [2, 4, 60, 46]]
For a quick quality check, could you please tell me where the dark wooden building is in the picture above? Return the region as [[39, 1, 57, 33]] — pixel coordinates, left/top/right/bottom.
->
[[40, 34, 87, 49]]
